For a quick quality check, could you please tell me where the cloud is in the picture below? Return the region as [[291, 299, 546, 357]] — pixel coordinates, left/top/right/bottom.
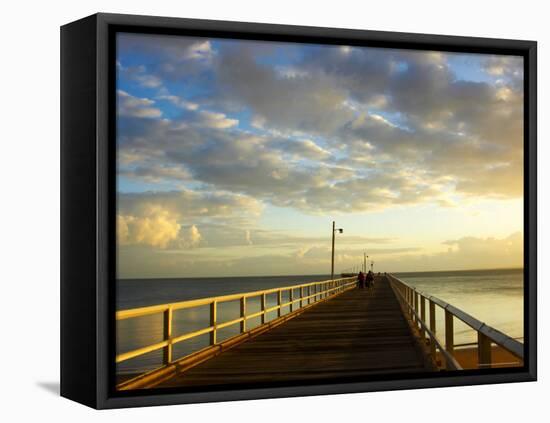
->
[[214, 45, 354, 135], [197, 110, 239, 128], [117, 209, 181, 249], [183, 40, 214, 61], [442, 232, 523, 257], [156, 95, 199, 110], [117, 189, 263, 250], [378, 232, 523, 272], [119, 64, 163, 88], [295, 245, 420, 261], [117, 35, 524, 212], [270, 138, 331, 160], [117, 34, 217, 82], [187, 225, 202, 247], [482, 55, 523, 79], [119, 189, 263, 221], [117, 112, 444, 214], [117, 90, 162, 118]]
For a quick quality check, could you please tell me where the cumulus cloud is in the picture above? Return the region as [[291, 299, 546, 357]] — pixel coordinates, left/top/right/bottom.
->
[[117, 209, 181, 249], [187, 225, 202, 247], [117, 189, 262, 249]]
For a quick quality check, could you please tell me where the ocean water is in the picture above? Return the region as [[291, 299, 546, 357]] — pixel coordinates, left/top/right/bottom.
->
[[116, 269, 524, 375]]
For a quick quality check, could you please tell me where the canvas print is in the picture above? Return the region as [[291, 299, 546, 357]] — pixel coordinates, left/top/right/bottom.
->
[[115, 32, 525, 391]]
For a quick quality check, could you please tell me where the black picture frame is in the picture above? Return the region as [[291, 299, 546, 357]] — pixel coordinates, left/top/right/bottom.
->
[[61, 12, 537, 409]]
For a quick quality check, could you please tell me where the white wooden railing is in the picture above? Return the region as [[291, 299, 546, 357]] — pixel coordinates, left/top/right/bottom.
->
[[116, 277, 358, 367], [387, 274, 524, 370]]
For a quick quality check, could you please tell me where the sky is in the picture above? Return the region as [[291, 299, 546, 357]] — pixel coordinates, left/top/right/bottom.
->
[[116, 33, 524, 278]]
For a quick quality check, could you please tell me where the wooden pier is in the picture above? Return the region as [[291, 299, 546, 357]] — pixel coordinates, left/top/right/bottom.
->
[[157, 276, 432, 388], [116, 275, 524, 390]]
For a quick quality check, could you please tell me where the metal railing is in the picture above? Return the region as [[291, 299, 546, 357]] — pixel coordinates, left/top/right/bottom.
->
[[387, 274, 524, 370], [116, 277, 358, 369]]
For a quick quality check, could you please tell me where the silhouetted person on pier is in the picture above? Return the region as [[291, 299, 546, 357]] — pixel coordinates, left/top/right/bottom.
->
[[366, 270, 374, 289], [358, 271, 366, 289]]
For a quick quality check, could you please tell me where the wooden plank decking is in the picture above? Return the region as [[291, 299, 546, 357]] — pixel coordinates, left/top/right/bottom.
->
[[155, 276, 434, 388]]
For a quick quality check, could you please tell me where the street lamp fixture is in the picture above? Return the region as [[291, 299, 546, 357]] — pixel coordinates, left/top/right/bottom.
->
[[331, 221, 343, 280]]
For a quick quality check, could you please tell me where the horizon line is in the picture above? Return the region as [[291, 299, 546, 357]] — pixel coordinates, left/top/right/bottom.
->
[[117, 266, 524, 281]]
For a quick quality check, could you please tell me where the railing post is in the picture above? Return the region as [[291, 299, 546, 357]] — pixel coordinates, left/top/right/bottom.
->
[[163, 307, 173, 365], [429, 300, 436, 358], [210, 301, 217, 345], [420, 296, 426, 339], [277, 290, 282, 317], [308, 285, 311, 304], [444, 309, 454, 357], [414, 290, 419, 324], [261, 293, 267, 324], [300, 287, 304, 308], [407, 288, 412, 317], [240, 297, 246, 333], [478, 332, 492, 368], [289, 289, 294, 312]]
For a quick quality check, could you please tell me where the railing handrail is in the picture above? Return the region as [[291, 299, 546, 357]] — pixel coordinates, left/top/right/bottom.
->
[[117, 276, 355, 320], [387, 273, 524, 362], [116, 276, 358, 368], [389, 281, 462, 370]]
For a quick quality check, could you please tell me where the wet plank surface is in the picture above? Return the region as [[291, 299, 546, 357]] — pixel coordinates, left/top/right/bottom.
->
[[156, 276, 432, 388]]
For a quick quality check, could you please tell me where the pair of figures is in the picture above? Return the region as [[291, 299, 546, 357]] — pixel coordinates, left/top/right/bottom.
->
[[358, 271, 374, 289]]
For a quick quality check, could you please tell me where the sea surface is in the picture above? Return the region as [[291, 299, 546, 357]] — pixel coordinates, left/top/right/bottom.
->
[[116, 269, 524, 375]]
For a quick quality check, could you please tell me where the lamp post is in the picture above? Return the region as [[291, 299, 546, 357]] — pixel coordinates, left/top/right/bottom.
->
[[331, 221, 343, 280], [364, 253, 368, 273]]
